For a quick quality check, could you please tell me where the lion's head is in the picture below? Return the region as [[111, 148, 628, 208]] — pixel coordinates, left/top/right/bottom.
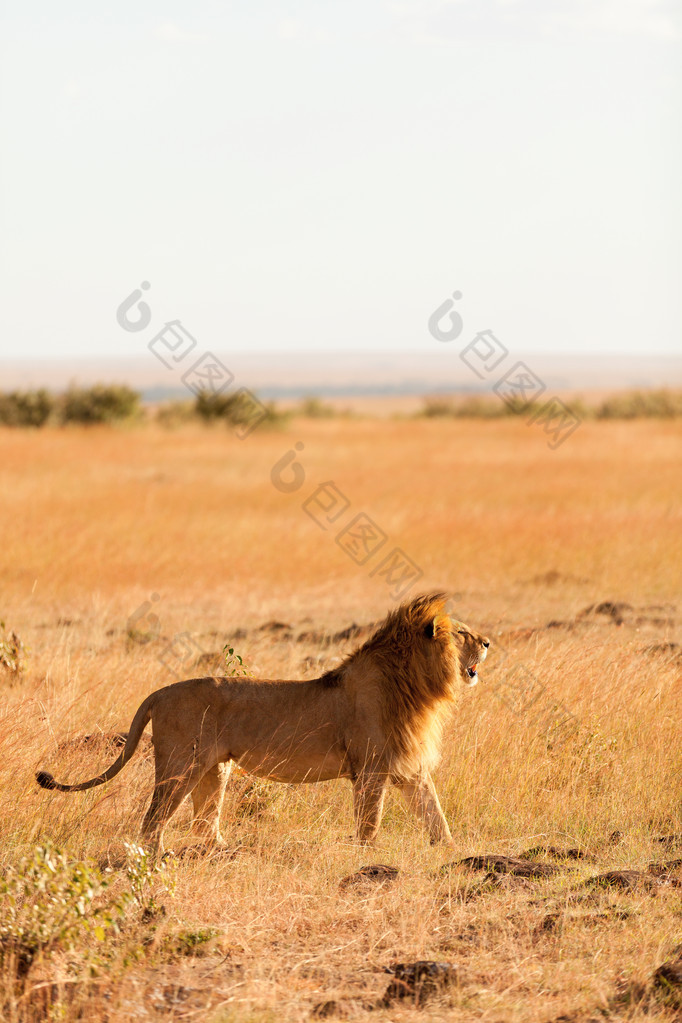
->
[[346, 593, 489, 774], [450, 619, 490, 687], [360, 592, 489, 694]]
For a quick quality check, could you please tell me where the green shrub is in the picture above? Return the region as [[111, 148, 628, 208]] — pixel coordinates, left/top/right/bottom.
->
[[60, 384, 141, 424], [161, 926, 220, 958], [0, 842, 175, 975], [0, 389, 54, 427], [0, 844, 117, 972]]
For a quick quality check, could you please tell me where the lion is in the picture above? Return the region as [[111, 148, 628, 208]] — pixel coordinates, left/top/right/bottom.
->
[[36, 593, 489, 853]]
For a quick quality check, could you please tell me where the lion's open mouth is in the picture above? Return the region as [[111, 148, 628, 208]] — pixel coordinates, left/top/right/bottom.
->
[[463, 663, 479, 686]]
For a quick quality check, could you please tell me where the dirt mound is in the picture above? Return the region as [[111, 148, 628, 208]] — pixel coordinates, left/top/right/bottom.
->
[[579, 601, 676, 628], [642, 641, 682, 659], [55, 730, 152, 755], [520, 845, 589, 861], [446, 854, 561, 879], [258, 620, 293, 635], [527, 570, 590, 586], [582, 869, 677, 891], [339, 864, 399, 890], [500, 599, 678, 644], [193, 650, 226, 673], [298, 622, 376, 645], [380, 961, 461, 1007]]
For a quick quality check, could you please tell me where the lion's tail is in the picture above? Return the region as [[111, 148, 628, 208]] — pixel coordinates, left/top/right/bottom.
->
[[36, 691, 156, 793]]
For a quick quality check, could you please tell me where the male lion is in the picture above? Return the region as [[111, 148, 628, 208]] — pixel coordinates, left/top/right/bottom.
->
[[36, 593, 489, 853]]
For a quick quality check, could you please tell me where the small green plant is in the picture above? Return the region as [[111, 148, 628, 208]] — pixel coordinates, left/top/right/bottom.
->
[[222, 645, 249, 676], [161, 926, 220, 958], [121, 841, 175, 918], [0, 842, 175, 977], [0, 620, 26, 674], [0, 843, 119, 973]]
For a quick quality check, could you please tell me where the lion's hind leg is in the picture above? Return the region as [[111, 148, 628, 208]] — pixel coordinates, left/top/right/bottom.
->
[[141, 750, 207, 856], [190, 762, 231, 849]]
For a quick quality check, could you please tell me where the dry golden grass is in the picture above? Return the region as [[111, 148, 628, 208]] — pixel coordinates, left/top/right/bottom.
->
[[0, 417, 681, 1022]]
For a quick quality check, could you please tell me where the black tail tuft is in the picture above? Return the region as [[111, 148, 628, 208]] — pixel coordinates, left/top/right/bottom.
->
[[36, 771, 57, 790]]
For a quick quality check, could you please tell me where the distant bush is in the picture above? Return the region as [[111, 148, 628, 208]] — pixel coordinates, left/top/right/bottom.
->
[[60, 384, 141, 424], [155, 399, 197, 428], [418, 395, 507, 418], [0, 389, 54, 427], [418, 390, 682, 421], [595, 389, 682, 420], [1, 385, 680, 428], [194, 389, 287, 430], [297, 396, 338, 418]]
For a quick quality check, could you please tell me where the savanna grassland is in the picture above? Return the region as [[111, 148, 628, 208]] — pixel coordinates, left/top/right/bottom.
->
[[0, 415, 681, 1022]]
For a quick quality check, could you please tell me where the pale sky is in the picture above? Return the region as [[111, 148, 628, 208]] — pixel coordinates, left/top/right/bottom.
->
[[0, 0, 680, 363]]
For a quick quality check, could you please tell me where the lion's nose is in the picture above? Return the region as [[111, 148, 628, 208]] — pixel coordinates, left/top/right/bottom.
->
[[483, 640, 490, 648]]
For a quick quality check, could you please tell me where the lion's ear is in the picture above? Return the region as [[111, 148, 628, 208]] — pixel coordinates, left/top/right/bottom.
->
[[426, 613, 452, 639], [425, 615, 445, 638]]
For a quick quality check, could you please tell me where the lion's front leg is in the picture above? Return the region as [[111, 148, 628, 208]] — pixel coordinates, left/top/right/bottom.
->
[[396, 772, 453, 844], [190, 762, 231, 848], [352, 773, 389, 844]]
